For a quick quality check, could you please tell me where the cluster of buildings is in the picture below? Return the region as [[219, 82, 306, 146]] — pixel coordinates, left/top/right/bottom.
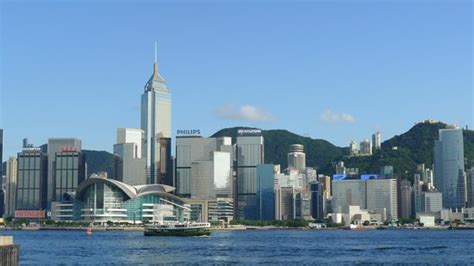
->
[[0, 51, 473, 228], [349, 131, 381, 157]]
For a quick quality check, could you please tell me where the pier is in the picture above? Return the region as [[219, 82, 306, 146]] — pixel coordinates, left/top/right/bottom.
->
[[0, 236, 19, 266]]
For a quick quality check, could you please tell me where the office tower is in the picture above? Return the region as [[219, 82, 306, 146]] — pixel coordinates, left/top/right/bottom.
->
[[275, 186, 295, 220], [422, 192, 442, 213], [468, 168, 474, 207], [16, 148, 48, 210], [235, 129, 264, 220], [372, 131, 382, 150], [332, 178, 398, 221], [0, 129, 3, 216], [256, 164, 275, 221], [434, 128, 465, 209], [141, 45, 172, 184], [47, 138, 82, 208], [359, 139, 372, 156], [5, 157, 17, 217], [53, 148, 86, 202], [191, 151, 232, 198], [400, 180, 413, 219], [113, 128, 146, 185], [366, 179, 398, 221], [380, 165, 394, 178], [349, 141, 358, 156], [305, 167, 318, 184], [332, 180, 367, 213], [310, 182, 324, 220], [176, 136, 233, 198], [413, 174, 424, 213], [287, 144, 306, 173], [317, 175, 332, 200]]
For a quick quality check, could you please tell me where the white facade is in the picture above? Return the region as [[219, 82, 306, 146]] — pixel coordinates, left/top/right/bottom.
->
[[332, 178, 398, 221], [116, 128, 144, 158], [359, 139, 372, 156], [423, 192, 443, 213], [190, 151, 232, 198], [366, 179, 398, 220], [287, 144, 306, 173], [176, 136, 233, 198], [372, 131, 382, 150]]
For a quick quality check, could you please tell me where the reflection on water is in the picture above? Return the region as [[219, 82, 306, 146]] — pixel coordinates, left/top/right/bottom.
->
[[5, 230, 474, 264]]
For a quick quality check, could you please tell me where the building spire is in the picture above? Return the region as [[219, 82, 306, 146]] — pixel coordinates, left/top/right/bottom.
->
[[153, 42, 159, 80]]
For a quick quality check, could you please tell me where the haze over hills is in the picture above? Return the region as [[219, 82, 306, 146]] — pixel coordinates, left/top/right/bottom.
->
[[85, 121, 474, 182]]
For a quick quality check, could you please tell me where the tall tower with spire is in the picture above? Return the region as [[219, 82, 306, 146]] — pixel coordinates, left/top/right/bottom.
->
[[141, 43, 172, 184]]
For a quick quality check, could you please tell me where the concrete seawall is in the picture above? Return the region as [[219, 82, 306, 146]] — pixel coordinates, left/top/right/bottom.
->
[[0, 236, 19, 266]]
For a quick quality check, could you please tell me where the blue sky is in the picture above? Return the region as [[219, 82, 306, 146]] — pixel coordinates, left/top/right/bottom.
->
[[1, 0, 472, 158]]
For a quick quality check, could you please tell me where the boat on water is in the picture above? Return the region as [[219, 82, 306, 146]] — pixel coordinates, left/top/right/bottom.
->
[[144, 222, 211, 237]]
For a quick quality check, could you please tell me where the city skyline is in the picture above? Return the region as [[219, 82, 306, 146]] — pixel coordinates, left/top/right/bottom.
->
[[2, 0, 472, 159]]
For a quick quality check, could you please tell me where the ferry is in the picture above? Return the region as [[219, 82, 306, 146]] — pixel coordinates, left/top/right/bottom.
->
[[144, 222, 211, 237]]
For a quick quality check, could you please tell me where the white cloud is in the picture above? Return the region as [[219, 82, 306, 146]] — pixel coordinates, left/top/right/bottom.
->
[[320, 109, 356, 123], [215, 104, 276, 122]]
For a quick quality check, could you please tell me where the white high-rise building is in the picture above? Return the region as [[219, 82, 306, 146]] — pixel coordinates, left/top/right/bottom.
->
[[141, 45, 172, 184], [349, 141, 358, 156], [113, 128, 146, 185], [176, 136, 233, 198], [372, 131, 382, 150], [359, 139, 372, 156]]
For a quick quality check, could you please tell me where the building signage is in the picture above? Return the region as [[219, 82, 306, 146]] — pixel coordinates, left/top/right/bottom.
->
[[237, 129, 262, 136], [332, 174, 347, 181], [361, 174, 381, 180], [60, 146, 79, 152], [176, 129, 201, 136], [15, 210, 46, 219]]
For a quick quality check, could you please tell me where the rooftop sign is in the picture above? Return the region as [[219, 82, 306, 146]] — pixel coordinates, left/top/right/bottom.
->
[[177, 129, 201, 136], [237, 129, 262, 136]]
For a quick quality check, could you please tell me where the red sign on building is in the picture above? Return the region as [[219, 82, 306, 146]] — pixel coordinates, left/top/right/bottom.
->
[[15, 210, 46, 219], [60, 146, 78, 152]]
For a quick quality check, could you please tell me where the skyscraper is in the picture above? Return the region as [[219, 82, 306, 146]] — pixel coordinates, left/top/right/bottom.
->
[[47, 138, 82, 209], [16, 148, 48, 211], [175, 136, 233, 198], [372, 131, 382, 150], [434, 128, 465, 209], [141, 44, 172, 184], [0, 129, 3, 216], [113, 128, 146, 185], [287, 144, 306, 173], [256, 164, 275, 221], [359, 139, 372, 156], [53, 147, 86, 202], [5, 157, 17, 217], [235, 129, 264, 220]]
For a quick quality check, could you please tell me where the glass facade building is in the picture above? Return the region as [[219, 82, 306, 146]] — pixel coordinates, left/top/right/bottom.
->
[[54, 151, 86, 202], [236, 134, 264, 220], [55, 178, 188, 222], [256, 164, 275, 221], [141, 54, 172, 185], [16, 149, 48, 210], [434, 128, 465, 209]]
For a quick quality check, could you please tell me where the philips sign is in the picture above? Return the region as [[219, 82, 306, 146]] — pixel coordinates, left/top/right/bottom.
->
[[177, 129, 201, 136]]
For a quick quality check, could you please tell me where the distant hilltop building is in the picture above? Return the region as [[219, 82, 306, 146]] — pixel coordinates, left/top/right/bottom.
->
[[372, 131, 381, 150]]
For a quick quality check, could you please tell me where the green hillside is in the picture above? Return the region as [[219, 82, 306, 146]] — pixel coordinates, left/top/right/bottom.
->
[[212, 127, 345, 171], [84, 122, 474, 182], [83, 150, 114, 177]]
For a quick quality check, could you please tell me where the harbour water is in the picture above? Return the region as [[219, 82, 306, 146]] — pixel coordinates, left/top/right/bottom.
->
[[4, 229, 474, 264]]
